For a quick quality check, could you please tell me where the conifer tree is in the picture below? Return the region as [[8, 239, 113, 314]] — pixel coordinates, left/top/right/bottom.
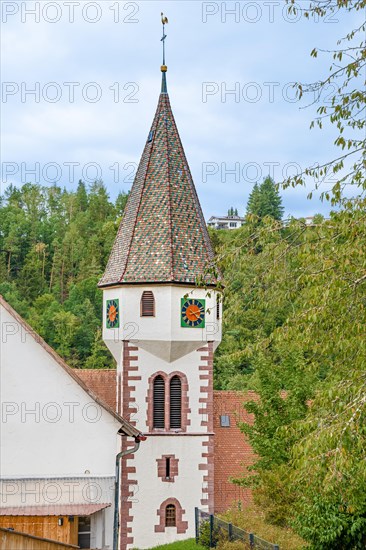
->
[[246, 177, 284, 221]]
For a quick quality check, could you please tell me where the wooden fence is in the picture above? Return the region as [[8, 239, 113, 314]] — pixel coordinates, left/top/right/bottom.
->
[[0, 527, 79, 550]]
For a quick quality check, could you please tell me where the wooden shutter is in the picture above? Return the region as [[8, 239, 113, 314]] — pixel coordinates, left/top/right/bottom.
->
[[216, 295, 220, 320], [153, 376, 165, 428], [169, 376, 182, 429], [141, 291, 155, 317], [165, 504, 176, 527]]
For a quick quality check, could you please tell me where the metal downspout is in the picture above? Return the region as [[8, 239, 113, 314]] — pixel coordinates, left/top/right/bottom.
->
[[113, 437, 141, 550]]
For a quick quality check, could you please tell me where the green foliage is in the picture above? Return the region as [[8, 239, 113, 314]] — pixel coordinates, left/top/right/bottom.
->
[[246, 177, 284, 221], [217, 200, 366, 547], [221, 506, 306, 549], [198, 520, 212, 548], [198, 520, 228, 548], [228, 207, 239, 217], [84, 329, 114, 369], [0, 181, 128, 368], [284, 0, 366, 203]]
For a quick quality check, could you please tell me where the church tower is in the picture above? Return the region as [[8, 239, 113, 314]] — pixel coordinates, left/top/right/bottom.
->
[[99, 22, 222, 549]]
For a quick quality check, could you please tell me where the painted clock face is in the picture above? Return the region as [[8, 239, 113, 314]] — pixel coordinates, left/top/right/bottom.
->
[[106, 299, 120, 329], [181, 298, 205, 328]]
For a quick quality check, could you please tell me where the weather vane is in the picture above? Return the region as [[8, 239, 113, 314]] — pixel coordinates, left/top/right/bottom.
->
[[161, 12, 168, 69]]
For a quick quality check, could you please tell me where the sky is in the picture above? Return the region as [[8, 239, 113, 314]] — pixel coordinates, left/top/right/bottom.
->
[[1, 0, 361, 219]]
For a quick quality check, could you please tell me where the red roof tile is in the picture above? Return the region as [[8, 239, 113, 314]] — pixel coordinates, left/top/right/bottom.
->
[[74, 369, 116, 411]]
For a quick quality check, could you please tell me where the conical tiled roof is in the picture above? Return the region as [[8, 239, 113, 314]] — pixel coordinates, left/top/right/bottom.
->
[[99, 75, 216, 287]]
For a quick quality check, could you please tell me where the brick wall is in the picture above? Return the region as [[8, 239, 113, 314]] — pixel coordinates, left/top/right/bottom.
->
[[213, 391, 258, 513]]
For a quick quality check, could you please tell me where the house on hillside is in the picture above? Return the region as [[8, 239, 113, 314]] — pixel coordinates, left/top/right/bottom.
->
[[207, 215, 245, 230], [0, 296, 143, 549]]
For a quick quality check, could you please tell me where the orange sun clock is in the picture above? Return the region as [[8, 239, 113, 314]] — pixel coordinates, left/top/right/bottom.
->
[[106, 299, 120, 329]]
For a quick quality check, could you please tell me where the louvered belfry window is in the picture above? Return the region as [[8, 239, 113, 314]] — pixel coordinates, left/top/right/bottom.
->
[[141, 291, 155, 317], [165, 504, 176, 527], [153, 376, 165, 428], [169, 376, 182, 429], [216, 295, 220, 320]]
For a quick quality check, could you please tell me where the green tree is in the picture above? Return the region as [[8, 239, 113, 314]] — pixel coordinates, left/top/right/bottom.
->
[[222, 204, 366, 548], [17, 243, 48, 300], [76, 180, 88, 212], [115, 191, 129, 217], [84, 329, 114, 369], [246, 177, 284, 221], [284, 0, 366, 204], [0, 180, 127, 369], [228, 206, 238, 216], [53, 310, 80, 362]]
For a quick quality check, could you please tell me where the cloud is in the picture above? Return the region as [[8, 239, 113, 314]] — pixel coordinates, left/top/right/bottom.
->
[[1, 0, 357, 218]]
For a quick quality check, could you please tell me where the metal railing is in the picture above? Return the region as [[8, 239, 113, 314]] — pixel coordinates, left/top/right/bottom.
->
[[195, 508, 279, 550]]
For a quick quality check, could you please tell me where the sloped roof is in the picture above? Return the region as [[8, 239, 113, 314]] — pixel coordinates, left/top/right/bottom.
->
[[75, 369, 117, 412], [0, 503, 110, 516], [99, 77, 216, 287], [0, 296, 140, 439]]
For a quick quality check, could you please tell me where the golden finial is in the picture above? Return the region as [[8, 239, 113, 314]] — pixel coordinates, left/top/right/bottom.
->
[[161, 12, 168, 72], [160, 12, 168, 92]]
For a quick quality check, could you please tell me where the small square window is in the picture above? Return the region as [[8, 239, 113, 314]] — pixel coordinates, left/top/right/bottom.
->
[[148, 130, 154, 142], [220, 415, 230, 427]]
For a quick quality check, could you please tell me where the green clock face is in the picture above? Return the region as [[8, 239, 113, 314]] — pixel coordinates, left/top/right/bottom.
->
[[106, 299, 120, 329], [181, 298, 205, 328]]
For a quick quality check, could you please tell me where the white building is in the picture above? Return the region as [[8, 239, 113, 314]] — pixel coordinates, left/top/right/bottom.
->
[[98, 62, 222, 549], [207, 215, 245, 230], [0, 296, 142, 549]]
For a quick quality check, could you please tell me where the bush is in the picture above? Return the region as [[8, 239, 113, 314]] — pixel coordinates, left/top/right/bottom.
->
[[198, 520, 229, 548]]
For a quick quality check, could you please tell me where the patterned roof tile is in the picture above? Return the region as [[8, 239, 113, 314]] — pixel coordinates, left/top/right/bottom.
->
[[99, 79, 217, 287]]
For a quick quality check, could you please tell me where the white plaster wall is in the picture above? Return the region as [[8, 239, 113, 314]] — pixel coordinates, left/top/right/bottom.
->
[[0, 304, 121, 479], [121, 344, 212, 548], [102, 285, 222, 362], [130, 435, 210, 549], [0, 477, 114, 508], [93, 508, 115, 550], [101, 283, 220, 548]]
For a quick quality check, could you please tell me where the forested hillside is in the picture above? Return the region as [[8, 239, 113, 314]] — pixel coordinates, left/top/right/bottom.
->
[[0, 181, 127, 368], [212, 198, 366, 548]]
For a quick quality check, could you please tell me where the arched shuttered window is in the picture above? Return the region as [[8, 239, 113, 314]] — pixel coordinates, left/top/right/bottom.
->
[[141, 291, 155, 317], [165, 504, 176, 527], [169, 376, 182, 429], [153, 376, 165, 428]]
